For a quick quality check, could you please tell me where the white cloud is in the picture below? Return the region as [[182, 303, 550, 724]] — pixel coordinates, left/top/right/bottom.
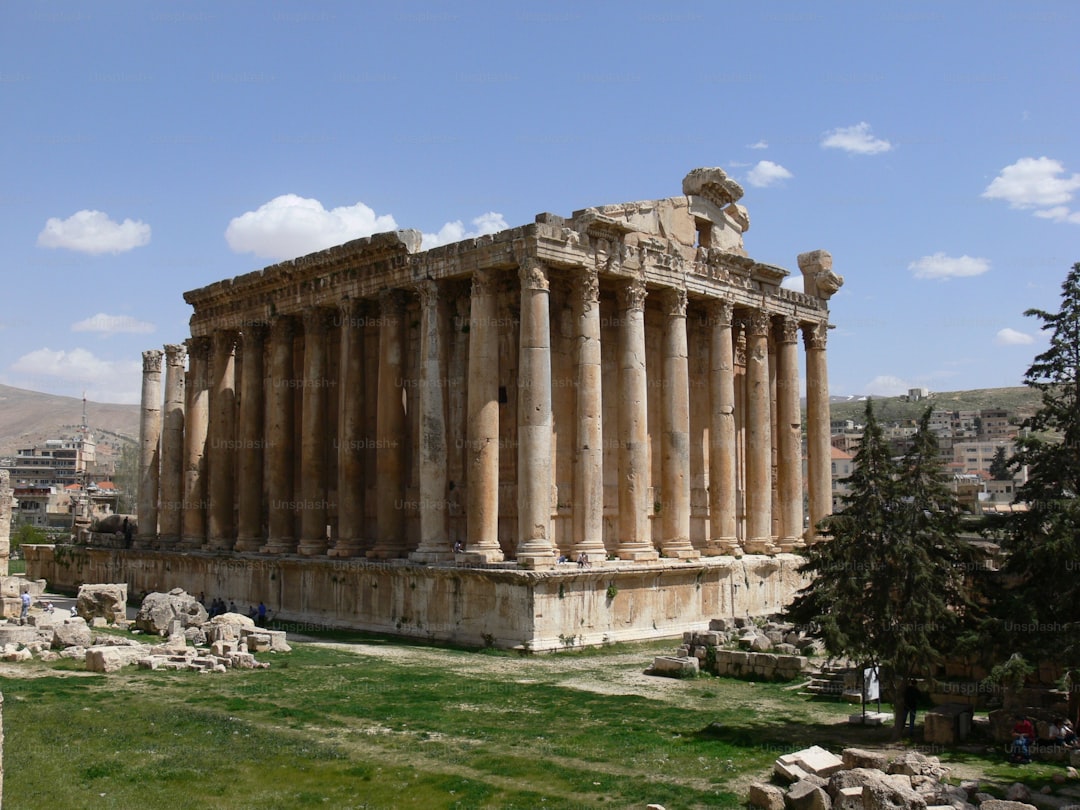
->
[[748, 140, 768, 150], [863, 375, 910, 397], [780, 275, 804, 293], [908, 253, 990, 280], [10, 348, 142, 403], [37, 209, 151, 254], [983, 157, 1080, 210], [746, 160, 793, 188], [422, 212, 509, 249], [72, 313, 155, 336], [821, 122, 892, 155], [226, 194, 511, 259], [1033, 205, 1080, 224], [225, 194, 399, 260], [995, 328, 1035, 346]]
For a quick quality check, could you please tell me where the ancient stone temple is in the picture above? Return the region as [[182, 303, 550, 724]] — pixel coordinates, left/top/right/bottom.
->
[[29, 168, 843, 650]]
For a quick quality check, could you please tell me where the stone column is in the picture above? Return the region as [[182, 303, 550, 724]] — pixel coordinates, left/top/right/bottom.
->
[[516, 259, 555, 568], [234, 323, 268, 552], [616, 278, 658, 561], [463, 270, 503, 562], [659, 289, 697, 559], [368, 289, 408, 559], [775, 316, 805, 551], [571, 268, 606, 560], [803, 321, 832, 542], [330, 299, 366, 558], [158, 343, 186, 546], [0, 471, 11, 575], [297, 309, 331, 556], [135, 348, 163, 547], [411, 280, 453, 562], [706, 300, 739, 555], [181, 336, 210, 548], [206, 330, 238, 551], [744, 309, 774, 554], [262, 316, 297, 554]]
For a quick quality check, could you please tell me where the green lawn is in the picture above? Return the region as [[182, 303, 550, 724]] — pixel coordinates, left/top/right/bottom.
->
[[0, 636, 1069, 809]]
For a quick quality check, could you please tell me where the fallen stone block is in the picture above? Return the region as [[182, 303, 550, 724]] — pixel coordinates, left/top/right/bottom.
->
[[85, 645, 146, 673], [787, 779, 832, 810], [979, 802, 1037, 810], [834, 786, 863, 810], [650, 656, 698, 676], [749, 782, 787, 810], [842, 748, 889, 771], [794, 745, 845, 778]]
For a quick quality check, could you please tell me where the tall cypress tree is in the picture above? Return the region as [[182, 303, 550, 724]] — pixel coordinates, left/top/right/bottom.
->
[[786, 402, 976, 739], [996, 262, 1080, 664]]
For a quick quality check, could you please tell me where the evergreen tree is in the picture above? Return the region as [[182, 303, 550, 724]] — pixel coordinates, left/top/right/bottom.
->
[[995, 262, 1080, 664], [989, 446, 1011, 481], [786, 402, 977, 739]]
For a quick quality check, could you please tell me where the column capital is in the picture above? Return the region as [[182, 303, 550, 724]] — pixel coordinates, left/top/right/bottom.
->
[[518, 259, 550, 292], [302, 307, 334, 336], [185, 335, 211, 361], [378, 287, 407, 314], [243, 320, 270, 342], [747, 308, 771, 338], [617, 277, 647, 313], [471, 268, 500, 298], [271, 314, 298, 341], [415, 278, 440, 309], [211, 329, 239, 352], [659, 288, 688, 319], [573, 266, 600, 309], [163, 343, 187, 367], [142, 349, 164, 374], [802, 321, 829, 351], [774, 315, 799, 345], [704, 298, 734, 327], [339, 295, 368, 322]]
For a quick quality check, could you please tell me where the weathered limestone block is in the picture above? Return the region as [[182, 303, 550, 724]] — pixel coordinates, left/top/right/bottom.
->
[[76, 583, 128, 624], [85, 645, 147, 673], [887, 753, 943, 779], [979, 802, 1036, 810], [135, 589, 208, 635], [842, 748, 890, 772], [651, 656, 699, 676], [861, 771, 926, 810], [750, 782, 787, 810], [1, 648, 31, 662], [834, 786, 864, 810], [58, 646, 86, 660], [792, 746, 845, 778], [787, 779, 832, 810], [51, 618, 92, 650], [775, 757, 811, 783]]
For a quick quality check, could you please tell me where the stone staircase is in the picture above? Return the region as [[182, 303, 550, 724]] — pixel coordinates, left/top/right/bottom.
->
[[802, 663, 860, 699]]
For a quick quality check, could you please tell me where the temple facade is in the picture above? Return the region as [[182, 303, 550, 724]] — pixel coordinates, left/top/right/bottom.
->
[[134, 168, 842, 567]]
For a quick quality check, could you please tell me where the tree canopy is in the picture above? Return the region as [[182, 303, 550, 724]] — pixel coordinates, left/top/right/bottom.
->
[[786, 400, 979, 738], [993, 262, 1080, 665]]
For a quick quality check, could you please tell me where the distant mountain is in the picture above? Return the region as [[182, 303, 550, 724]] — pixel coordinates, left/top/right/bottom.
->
[[825, 386, 1041, 425], [0, 384, 139, 460]]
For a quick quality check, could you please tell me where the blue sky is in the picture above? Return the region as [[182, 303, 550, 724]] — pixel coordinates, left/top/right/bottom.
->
[[2, 1, 1078, 404]]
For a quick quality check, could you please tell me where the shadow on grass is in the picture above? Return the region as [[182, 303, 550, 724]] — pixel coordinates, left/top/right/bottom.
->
[[695, 715, 897, 760]]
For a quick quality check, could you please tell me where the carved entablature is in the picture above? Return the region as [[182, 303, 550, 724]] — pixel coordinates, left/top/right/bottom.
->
[[681, 167, 745, 208]]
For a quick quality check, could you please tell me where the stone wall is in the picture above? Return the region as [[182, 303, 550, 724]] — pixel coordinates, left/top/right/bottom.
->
[[25, 545, 810, 651], [0, 470, 10, 576]]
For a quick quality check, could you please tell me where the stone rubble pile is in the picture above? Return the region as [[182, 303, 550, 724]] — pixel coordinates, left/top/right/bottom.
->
[[0, 586, 289, 675], [651, 616, 821, 680], [751, 745, 1054, 810]]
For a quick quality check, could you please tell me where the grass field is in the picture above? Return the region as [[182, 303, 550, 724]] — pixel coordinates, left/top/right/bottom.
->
[[0, 633, 1071, 809]]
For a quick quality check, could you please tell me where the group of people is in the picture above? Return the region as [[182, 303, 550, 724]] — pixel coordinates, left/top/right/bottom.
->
[[1009, 714, 1079, 764], [200, 595, 270, 627]]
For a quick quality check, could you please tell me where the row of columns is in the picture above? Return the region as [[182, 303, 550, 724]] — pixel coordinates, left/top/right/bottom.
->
[[137, 264, 833, 565]]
